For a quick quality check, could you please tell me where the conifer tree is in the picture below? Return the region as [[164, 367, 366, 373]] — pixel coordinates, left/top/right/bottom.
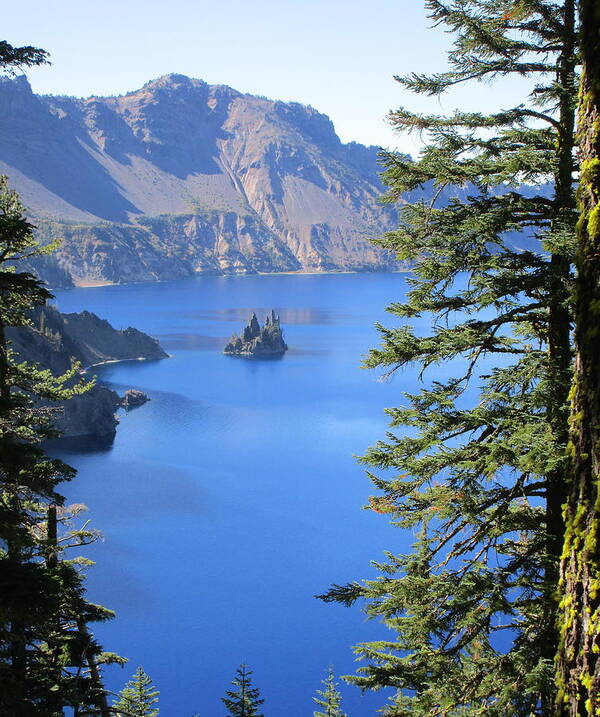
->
[[221, 664, 264, 717], [0, 39, 119, 713], [313, 667, 346, 717], [0, 38, 48, 75], [113, 666, 160, 717], [320, 1, 579, 714], [555, 0, 600, 712], [0, 176, 117, 714]]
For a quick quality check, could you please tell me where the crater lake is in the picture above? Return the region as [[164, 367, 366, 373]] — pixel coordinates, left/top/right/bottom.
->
[[52, 272, 431, 716]]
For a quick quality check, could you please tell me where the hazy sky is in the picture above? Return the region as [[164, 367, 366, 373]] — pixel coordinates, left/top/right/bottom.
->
[[6, 1, 532, 155]]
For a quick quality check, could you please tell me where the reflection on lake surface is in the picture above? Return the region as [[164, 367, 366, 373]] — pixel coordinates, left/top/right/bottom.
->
[[52, 273, 426, 717], [180, 306, 351, 325]]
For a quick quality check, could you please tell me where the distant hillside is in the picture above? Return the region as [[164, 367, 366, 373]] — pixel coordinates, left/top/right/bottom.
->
[[0, 74, 398, 286]]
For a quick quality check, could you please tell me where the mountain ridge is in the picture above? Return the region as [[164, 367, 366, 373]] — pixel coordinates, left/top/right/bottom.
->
[[0, 74, 397, 285]]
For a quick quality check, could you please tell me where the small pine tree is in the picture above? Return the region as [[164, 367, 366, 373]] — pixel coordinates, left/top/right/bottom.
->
[[313, 667, 346, 717], [113, 666, 159, 717], [222, 664, 264, 717]]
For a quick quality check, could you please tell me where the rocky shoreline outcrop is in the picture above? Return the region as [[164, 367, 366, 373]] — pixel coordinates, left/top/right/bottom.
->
[[224, 311, 288, 357], [7, 304, 167, 449], [121, 389, 150, 411]]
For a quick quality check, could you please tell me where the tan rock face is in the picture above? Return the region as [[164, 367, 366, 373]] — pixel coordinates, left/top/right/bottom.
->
[[0, 74, 398, 285]]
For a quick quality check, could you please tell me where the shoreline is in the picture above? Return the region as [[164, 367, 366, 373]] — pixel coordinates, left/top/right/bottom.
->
[[68, 268, 409, 291], [74, 279, 115, 288], [82, 355, 171, 374]]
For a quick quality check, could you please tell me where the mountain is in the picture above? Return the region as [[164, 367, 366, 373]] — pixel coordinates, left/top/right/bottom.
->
[[0, 74, 397, 286], [7, 305, 167, 448]]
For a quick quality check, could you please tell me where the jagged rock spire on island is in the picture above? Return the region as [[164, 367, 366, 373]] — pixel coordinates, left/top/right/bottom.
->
[[224, 310, 288, 356]]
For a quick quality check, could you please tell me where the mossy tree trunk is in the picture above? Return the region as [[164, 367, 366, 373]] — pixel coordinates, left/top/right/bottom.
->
[[545, 3, 577, 705], [556, 1, 600, 712]]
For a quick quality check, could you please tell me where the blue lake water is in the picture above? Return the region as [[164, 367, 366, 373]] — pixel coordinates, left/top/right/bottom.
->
[[52, 272, 428, 717]]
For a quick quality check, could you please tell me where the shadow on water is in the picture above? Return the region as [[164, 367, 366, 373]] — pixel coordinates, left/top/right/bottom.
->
[[222, 352, 286, 362], [45, 434, 116, 455], [157, 333, 227, 351]]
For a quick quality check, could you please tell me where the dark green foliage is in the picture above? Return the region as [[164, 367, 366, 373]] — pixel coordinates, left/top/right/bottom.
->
[[222, 664, 264, 717], [0, 176, 118, 714], [113, 666, 160, 717], [313, 666, 346, 717], [320, 1, 578, 714], [0, 39, 48, 75]]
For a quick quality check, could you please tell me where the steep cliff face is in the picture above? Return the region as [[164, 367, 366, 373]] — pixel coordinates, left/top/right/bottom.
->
[[0, 74, 396, 285], [7, 305, 167, 448]]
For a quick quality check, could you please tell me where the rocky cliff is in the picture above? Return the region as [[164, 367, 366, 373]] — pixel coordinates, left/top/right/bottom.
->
[[7, 305, 167, 448], [0, 74, 397, 286]]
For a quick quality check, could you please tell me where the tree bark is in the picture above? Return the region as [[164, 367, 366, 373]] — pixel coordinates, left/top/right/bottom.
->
[[543, 1, 577, 712], [556, 0, 600, 712], [76, 618, 111, 717]]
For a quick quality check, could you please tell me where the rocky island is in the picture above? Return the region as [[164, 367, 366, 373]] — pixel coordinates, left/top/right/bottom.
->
[[121, 389, 151, 411], [224, 311, 288, 357]]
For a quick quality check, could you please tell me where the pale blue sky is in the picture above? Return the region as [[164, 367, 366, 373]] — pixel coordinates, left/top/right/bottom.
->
[[6, 1, 532, 155]]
